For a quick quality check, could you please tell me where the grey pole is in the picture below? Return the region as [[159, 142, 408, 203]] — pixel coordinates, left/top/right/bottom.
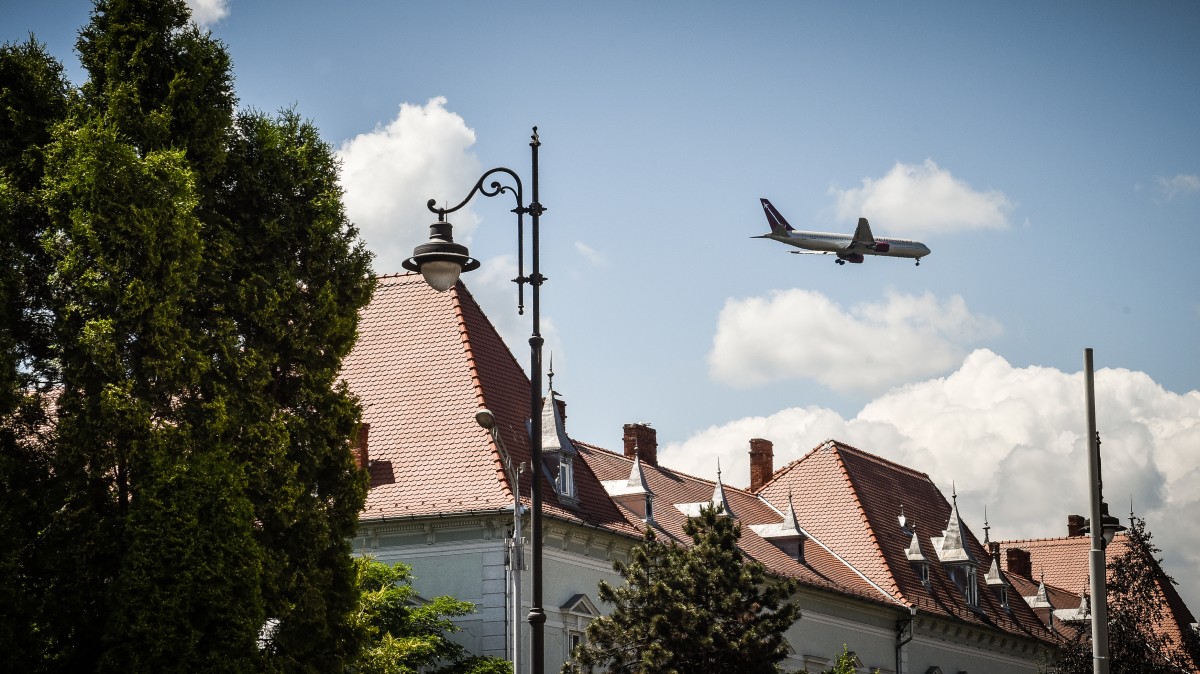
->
[[1085, 348, 1110, 674]]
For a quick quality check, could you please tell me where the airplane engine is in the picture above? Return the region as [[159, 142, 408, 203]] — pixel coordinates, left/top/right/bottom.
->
[[845, 253, 864, 264], [873, 242, 890, 253]]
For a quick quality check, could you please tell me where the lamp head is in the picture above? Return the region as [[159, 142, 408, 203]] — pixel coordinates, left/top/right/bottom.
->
[[402, 218, 480, 292], [475, 408, 497, 430], [1081, 501, 1128, 544]]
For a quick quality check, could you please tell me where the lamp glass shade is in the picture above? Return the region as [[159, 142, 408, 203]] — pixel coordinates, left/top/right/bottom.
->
[[420, 260, 462, 292]]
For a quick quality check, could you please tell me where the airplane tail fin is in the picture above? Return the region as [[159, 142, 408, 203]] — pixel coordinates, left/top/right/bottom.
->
[[760, 198, 795, 235]]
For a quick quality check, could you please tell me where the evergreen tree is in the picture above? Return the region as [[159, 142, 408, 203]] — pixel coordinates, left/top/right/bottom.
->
[[1040, 518, 1200, 674], [0, 1, 374, 671], [0, 36, 69, 671], [348, 557, 511, 674], [565, 506, 800, 674]]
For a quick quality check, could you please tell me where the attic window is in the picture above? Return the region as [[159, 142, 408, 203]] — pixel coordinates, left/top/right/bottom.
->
[[557, 455, 576, 500], [916, 560, 929, 584]]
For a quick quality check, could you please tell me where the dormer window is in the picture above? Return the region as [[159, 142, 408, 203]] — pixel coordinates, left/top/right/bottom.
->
[[557, 455, 576, 500]]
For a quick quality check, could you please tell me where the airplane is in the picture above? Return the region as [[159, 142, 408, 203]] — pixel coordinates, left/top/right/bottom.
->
[[753, 198, 931, 266]]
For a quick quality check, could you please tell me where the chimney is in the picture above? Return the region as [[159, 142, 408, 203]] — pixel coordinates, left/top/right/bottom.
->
[[354, 423, 370, 470], [749, 438, 774, 492], [622, 423, 658, 467], [1067, 514, 1086, 537], [1006, 547, 1032, 578]]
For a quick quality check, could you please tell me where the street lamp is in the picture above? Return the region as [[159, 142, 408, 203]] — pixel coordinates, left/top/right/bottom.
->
[[403, 128, 547, 674], [1081, 348, 1126, 674]]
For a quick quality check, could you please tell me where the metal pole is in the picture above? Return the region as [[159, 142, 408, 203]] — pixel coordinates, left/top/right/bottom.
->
[[527, 128, 546, 674], [1085, 348, 1110, 674]]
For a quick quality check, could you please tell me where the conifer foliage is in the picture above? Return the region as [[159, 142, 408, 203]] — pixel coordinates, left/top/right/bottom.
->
[[0, 1, 374, 672], [350, 558, 511, 674], [565, 506, 800, 674], [1040, 518, 1200, 674]]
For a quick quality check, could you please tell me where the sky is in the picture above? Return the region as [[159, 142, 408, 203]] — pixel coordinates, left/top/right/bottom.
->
[[5, 0, 1199, 612]]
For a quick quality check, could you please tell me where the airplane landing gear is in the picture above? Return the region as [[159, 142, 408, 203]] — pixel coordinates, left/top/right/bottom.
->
[[915, 258, 921, 267], [836, 259, 846, 265]]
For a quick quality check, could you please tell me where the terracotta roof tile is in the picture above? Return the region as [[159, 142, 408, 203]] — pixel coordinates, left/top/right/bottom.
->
[[758, 440, 1054, 641], [342, 274, 637, 537], [1001, 533, 1198, 668], [576, 442, 889, 606]]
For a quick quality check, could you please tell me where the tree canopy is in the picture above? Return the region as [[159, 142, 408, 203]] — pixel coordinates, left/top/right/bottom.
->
[[0, 1, 374, 671], [564, 506, 801, 674]]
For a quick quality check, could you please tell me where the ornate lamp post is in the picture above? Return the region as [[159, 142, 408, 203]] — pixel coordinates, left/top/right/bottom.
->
[[403, 128, 547, 674]]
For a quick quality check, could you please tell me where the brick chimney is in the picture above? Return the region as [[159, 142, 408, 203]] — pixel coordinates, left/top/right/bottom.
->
[[749, 438, 774, 492], [622, 423, 658, 467], [354, 423, 370, 470], [1006, 547, 1032, 578], [1067, 514, 1086, 537]]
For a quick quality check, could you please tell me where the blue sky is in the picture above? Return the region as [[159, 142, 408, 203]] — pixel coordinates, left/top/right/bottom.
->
[[6, 1, 1199, 610]]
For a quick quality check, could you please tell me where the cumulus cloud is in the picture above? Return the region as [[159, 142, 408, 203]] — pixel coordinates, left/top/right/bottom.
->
[[663, 349, 1200, 611], [337, 97, 482, 276], [830, 160, 1014, 235], [708, 289, 1001, 394], [1156, 173, 1200, 200], [186, 0, 229, 26]]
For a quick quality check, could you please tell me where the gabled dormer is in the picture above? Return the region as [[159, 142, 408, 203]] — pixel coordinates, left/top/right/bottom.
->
[[984, 550, 1013, 611], [600, 455, 655, 524], [540, 388, 578, 505], [905, 526, 931, 585], [750, 491, 807, 562], [676, 462, 735, 518], [931, 490, 979, 606]]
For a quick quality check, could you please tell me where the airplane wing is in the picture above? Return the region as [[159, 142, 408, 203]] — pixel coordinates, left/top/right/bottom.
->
[[850, 218, 875, 250]]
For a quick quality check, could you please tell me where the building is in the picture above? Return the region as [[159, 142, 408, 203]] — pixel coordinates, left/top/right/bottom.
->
[[339, 274, 1188, 673], [1000, 521, 1200, 671]]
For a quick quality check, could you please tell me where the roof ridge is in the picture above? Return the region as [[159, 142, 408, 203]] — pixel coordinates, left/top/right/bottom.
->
[[454, 281, 522, 504], [758, 438, 931, 493], [832, 439, 932, 481]]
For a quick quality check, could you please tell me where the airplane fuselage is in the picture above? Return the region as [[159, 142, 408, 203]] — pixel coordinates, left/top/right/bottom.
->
[[762, 231, 931, 259]]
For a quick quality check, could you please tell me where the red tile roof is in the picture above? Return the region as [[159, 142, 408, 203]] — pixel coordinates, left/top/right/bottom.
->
[[576, 441, 886, 605], [1001, 533, 1199, 669], [341, 274, 637, 536], [757, 440, 1053, 640]]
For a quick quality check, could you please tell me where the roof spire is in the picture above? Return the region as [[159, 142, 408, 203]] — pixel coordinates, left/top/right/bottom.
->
[[782, 489, 800, 532], [710, 460, 733, 517], [547, 352, 555, 392], [932, 485, 975, 564], [982, 505, 991, 546]]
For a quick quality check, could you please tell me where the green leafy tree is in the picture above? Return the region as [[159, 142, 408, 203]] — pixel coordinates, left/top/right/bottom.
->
[[0, 0, 374, 671], [349, 557, 511, 674], [565, 506, 800, 674], [1039, 517, 1200, 674]]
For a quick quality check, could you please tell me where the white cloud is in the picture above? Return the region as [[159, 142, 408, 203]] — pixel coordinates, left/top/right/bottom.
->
[[830, 160, 1014, 235], [663, 349, 1200, 611], [337, 97, 482, 276], [186, 0, 229, 26], [1156, 173, 1200, 200], [708, 289, 1001, 394], [574, 241, 607, 268]]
